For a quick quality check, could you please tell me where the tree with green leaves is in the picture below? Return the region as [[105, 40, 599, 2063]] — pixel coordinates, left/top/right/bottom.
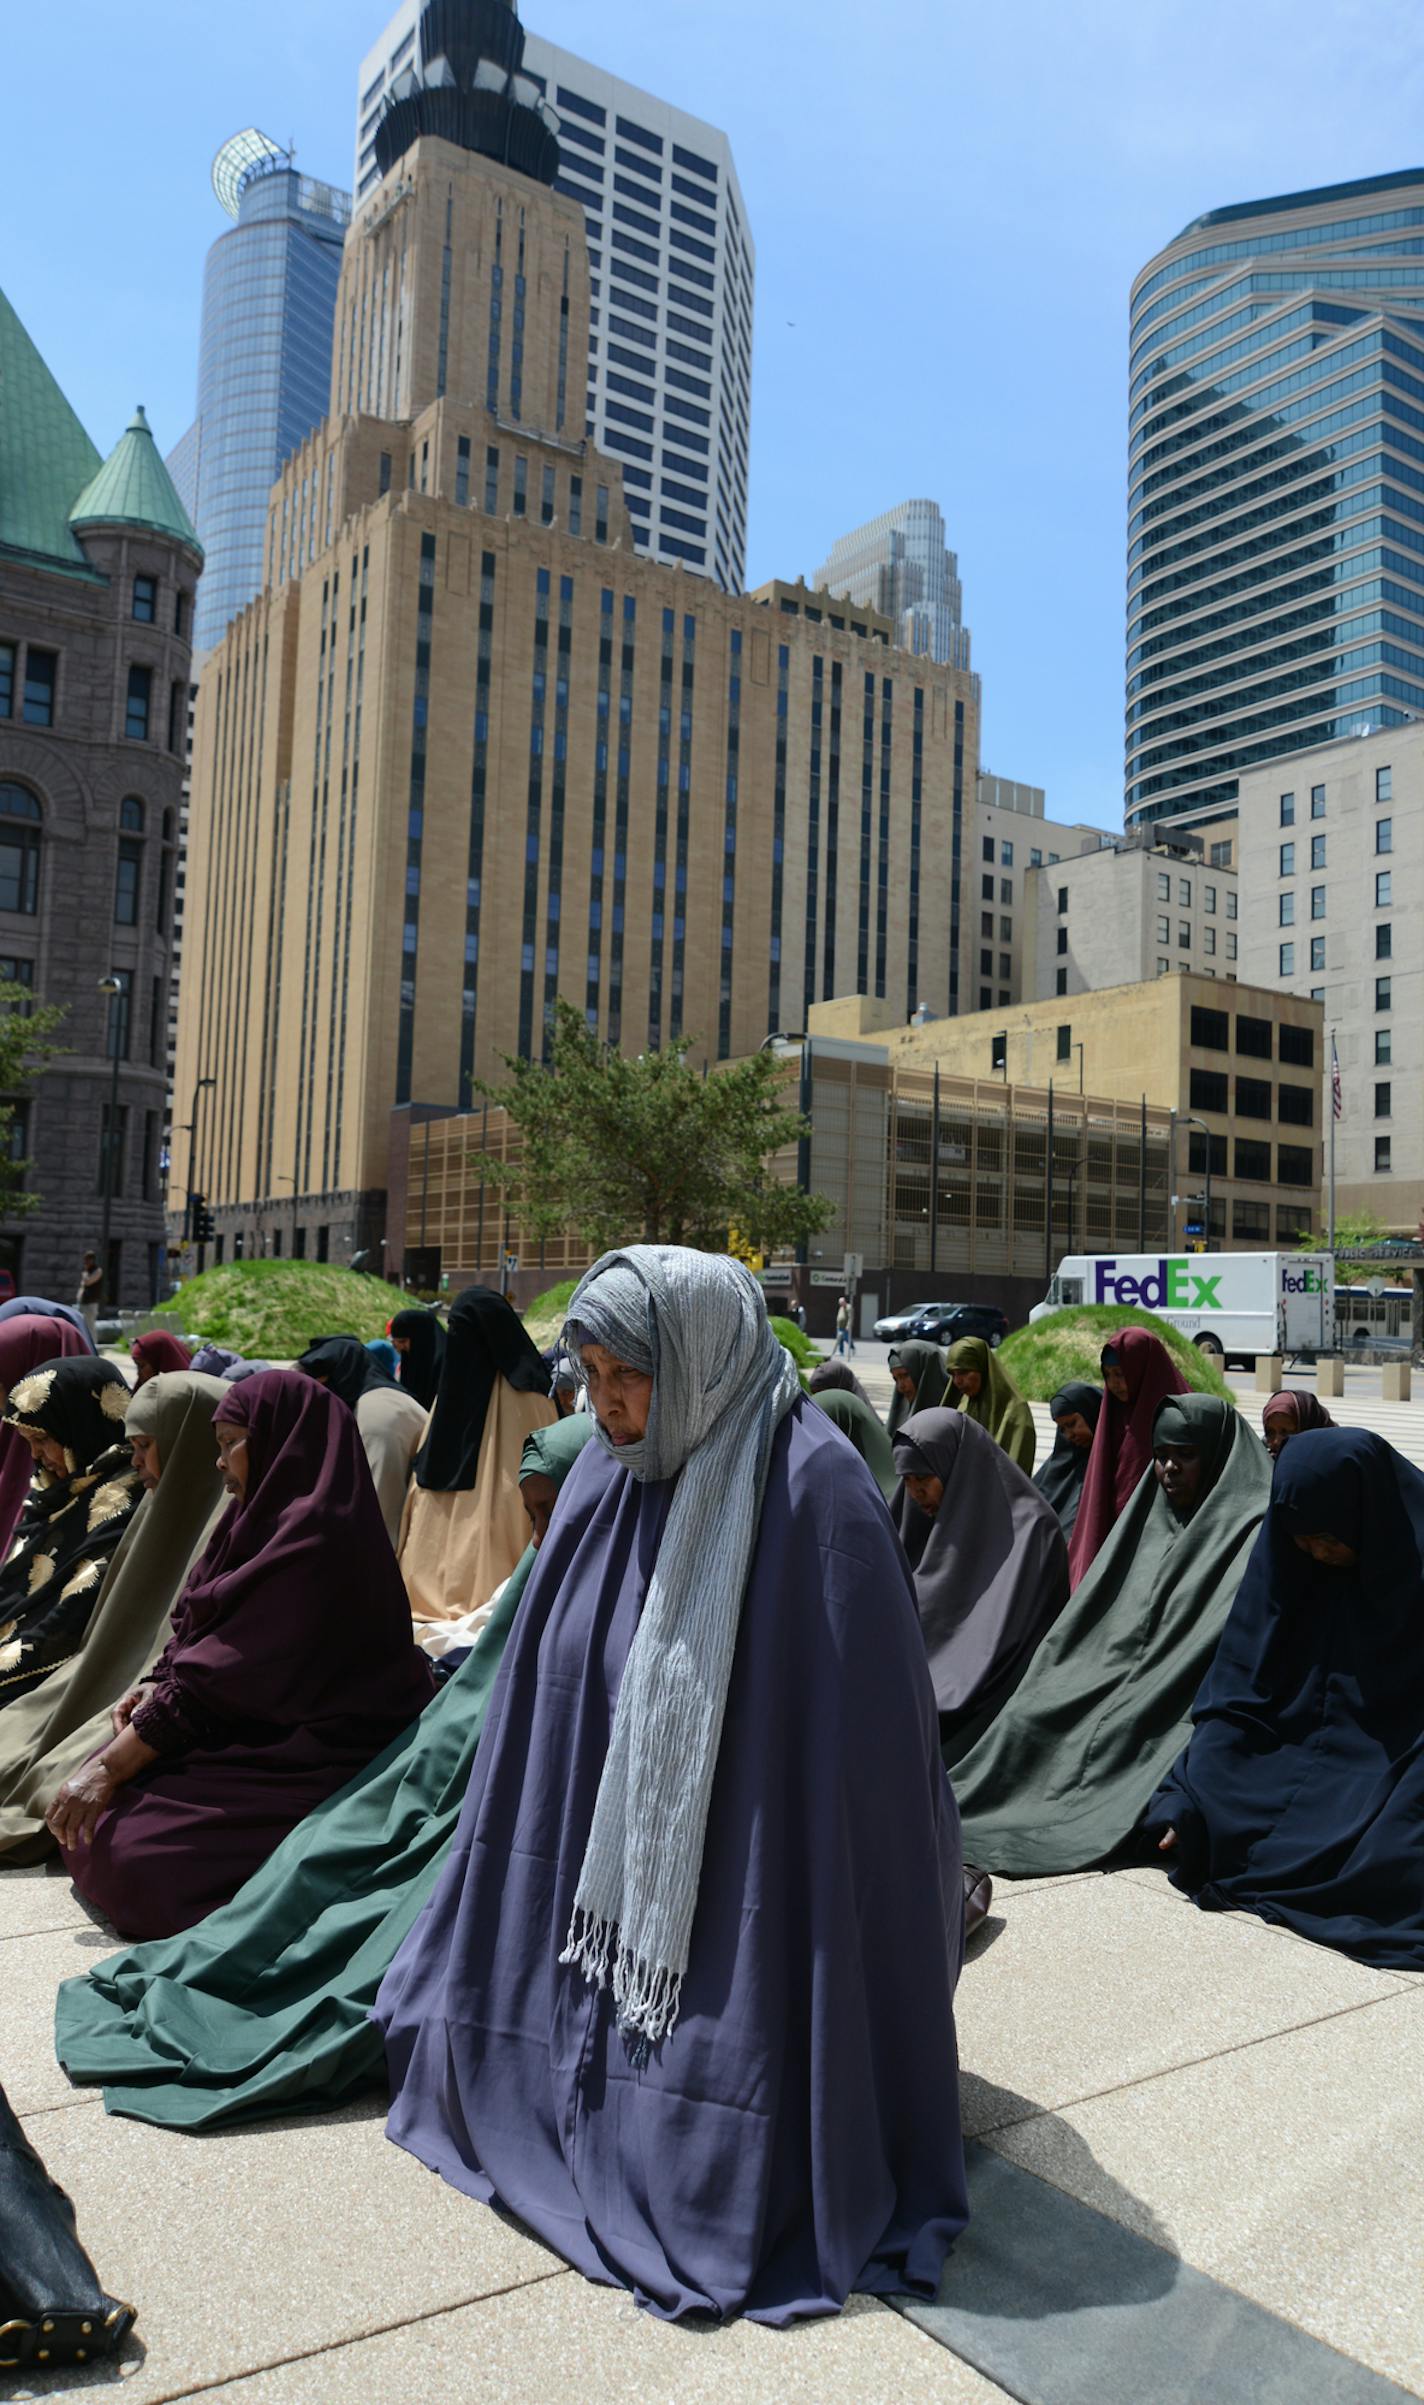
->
[[1296, 1209, 1392, 1282], [476, 1003, 835, 1257], [0, 980, 67, 1218]]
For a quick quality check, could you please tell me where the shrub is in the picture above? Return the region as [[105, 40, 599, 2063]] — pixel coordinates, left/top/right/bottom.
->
[[998, 1304, 1235, 1403], [157, 1260, 399, 1361]]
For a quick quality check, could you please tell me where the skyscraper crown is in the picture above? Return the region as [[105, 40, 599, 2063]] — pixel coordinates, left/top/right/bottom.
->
[[372, 0, 561, 185]]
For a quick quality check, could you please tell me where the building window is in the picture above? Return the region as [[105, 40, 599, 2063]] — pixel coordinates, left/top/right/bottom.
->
[[1226, 932, 1237, 960], [1278, 943, 1295, 975], [1204, 926, 1216, 955], [1309, 935, 1325, 971], [1278, 892, 1295, 926], [1376, 1135, 1393, 1174], [1309, 785, 1325, 819], [455, 436, 470, 506], [132, 574, 158, 623], [999, 915, 1012, 941], [97, 1103, 128, 1200], [1376, 764, 1393, 803], [379, 451, 392, 495], [1157, 958, 1170, 975], [1377, 817, 1393, 855], [998, 878, 1012, 904], [484, 446, 500, 512], [1309, 885, 1324, 920], [174, 589, 187, 639], [981, 836, 994, 863], [1030, 847, 1042, 867], [1056, 1025, 1072, 1062], [1234, 1138, 1271, 1183], [1235, 1075, 1271, 1120], [1376, 976, 1392, 1010], [1055, 967, 1068, 995], [1178, 921, 1190, 948], [119, 797, 144, 832], [1278, 1083, 1313, 1127], [1210, 839, 1232, 867], [981, 911, 993, 937], [1204, 884, 1216, 913], [168, 680, 185, 754], [1376, 1081, 1392, 1118], [982, 875, 995, 902], [1156, 915, 1170, 944], [1226, 892, 1237, 920], [0, 955, 34, 1013], [1157, 871, 1171, 900], [1233, 1198, 1270, 1244], [0, 786, 42, 916], [541, 464, 556, 525], [114, 838, 143, 926], [1279, 792, 1295, 825], [22, 649, 56, 727], [1376, 1029, 1392, 1065], [1191, 1068, 1228, 1112], [1236, 1014, 1272, 1059], [125, 664, 152, 741], [1309, 834, 1325, 870], [990, 1032, 1007, 1072], [1191, 1006, 1228, 1051], [1057, 886, 1068, 914], [0, 643, 12, 718], [1376, 870, 1392, 908], [1001, 841, 1014, 867], [1376, 923, 1392, 961], [980, 949, 993, 976], [998, 952, 1012, 981], [1056, 927, 1068, 955], [1278, 842, 1295, 876], [513, 457, 527, 516], [1179, 878, 1192, 906], [1278, 1023, 1314, 1067]]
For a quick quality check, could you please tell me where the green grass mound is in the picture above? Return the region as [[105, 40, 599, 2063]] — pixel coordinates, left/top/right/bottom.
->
[[999, 1304, 1235, 1403], [158, 1260, 397, 1361], [524, 1279, 580, 1351]]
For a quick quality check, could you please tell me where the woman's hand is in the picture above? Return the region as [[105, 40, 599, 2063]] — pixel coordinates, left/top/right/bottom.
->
[[110, 1684, 150, 1737], [1157, 1827, 1178, 1852], [46, 1758, 118, 1851]]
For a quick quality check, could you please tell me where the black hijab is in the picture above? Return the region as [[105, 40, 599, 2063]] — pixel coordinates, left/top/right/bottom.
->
[[391, 1310, 446, 1411], [1033, 1383, 1103, 1538], [1147, 1428, 1424, 1968], [413, 1287, 550, 1492], [297, 1334, 402, 1410], [807, 1358, 877, 1412]]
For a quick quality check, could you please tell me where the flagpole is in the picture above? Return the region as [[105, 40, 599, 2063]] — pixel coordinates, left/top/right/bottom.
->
[[1328, 1028, 1337, 1256]]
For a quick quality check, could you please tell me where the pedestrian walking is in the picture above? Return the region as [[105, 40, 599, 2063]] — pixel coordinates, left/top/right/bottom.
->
[[834, 1293, 855, 1355], [77, 1252, 103, 1340]]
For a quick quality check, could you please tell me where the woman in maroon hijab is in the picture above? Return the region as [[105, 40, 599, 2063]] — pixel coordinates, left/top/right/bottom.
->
[[1067, 1327, 1190, 1587], [130, 1330, 193, 1387], [52, 1371, 435, 1940], [0, 1315, 92, 1564]]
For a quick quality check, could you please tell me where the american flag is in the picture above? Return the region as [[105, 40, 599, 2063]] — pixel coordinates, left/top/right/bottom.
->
[[1331, 1035, 1344, 1122]]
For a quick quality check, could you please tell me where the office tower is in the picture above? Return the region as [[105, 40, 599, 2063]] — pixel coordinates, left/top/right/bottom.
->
[[354, 4, 753, 590], [0, 290, 198, 1303], [174, 0, 980, 1267], [168, 132, 350, 659], [815, 500, 973, 671], [1127, 170, 1424, 834]]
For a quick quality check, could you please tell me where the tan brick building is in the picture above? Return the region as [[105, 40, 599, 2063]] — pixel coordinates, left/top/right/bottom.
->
[[174, 3, 981, 1264]]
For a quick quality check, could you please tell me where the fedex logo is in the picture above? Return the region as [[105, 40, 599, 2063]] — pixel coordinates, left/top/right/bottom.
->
[[1094, 1258, 1222, 1309], [1282, 1268, 1325, 1294]]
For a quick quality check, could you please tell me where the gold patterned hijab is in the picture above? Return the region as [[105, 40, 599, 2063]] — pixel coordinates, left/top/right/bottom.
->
[[0, 1359, 142, 1706]]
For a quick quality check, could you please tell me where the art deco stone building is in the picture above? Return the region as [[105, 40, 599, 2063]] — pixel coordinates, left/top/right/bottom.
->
[[0, 293, 198, 1305], [175, 0, 981, 1265]]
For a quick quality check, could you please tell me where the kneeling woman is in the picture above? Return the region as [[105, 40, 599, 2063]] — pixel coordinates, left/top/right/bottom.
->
[[1147, 1429, 1424, 1968], [375, 1248, 967, 2324], [951, 1394, 1270, 1877], [50, 1372, 435, 1940], [0, 1361, 142, 1709]]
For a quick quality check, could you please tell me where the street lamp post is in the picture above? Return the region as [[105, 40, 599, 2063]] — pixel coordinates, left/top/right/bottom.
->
[[188, 1074, 216, 1274], [97, 976, 123, 1309]]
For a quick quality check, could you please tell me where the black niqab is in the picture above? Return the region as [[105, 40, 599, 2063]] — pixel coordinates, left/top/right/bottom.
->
[[297, 1335, 402, 1411], [1147, 1428, 1424, 1968], [391, 1310, 447, 1411], [413, 1288, 550, 1493]]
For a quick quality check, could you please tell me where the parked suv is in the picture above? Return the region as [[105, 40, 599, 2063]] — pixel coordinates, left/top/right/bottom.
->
[[873, 1300, 957, 1343], [913, 1301, 1009, 1349]]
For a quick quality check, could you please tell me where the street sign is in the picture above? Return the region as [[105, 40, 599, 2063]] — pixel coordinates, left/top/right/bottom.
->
[[842, 1251, 863, 1286]]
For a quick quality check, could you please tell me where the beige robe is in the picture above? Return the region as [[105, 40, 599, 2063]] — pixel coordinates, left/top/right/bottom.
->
[[355, 1384, 429, 1548], [398, 1380, 556, 1654]]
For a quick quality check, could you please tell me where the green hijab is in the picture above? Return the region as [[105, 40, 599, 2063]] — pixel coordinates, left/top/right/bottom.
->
[[54, 1411, 596, 2128], [813, 1388, 897, 1500], [0, 1372, 229, 1863], [945, 1337, 1036, 1475], [951, 1393, 1271, 1876], [887, 1340, 947, 1440]]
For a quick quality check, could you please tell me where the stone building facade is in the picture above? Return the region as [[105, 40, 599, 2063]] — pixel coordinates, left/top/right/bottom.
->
[[174, 0, 981, 1265], [0, 292, 199, 1307]]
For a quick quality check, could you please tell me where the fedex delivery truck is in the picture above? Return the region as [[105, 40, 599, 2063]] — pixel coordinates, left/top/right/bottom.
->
[[1031, 1251, 1334, 1366]]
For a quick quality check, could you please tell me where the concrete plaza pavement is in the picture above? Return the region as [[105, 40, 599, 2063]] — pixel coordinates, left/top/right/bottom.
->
[[2, 1355, 1421, 2400]]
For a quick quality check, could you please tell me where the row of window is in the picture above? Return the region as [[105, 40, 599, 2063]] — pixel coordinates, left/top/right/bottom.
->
[[1153, 870, 1237, 913], [1189, 1067, 1314, 1124], [1157, 916, 1239, 957], [1189, 1006, 1315, 1065], [0, 639, 185, 751], [1186, 1134, 1316, 1186], [0, 782, 174, 930]]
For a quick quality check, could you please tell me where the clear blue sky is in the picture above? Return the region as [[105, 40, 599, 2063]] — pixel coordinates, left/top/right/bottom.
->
[[6, 1, 1423, 827]]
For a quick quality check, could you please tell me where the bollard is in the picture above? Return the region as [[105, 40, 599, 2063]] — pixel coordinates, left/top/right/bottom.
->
[[1254, 1355, 1284, 1393], [1316, 1356, 1345, 1398], [1382, 1361, 1413, 1403]]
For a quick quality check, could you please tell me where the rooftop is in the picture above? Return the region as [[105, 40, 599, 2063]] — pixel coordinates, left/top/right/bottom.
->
[[70, 406, 203, 560], [0, 285, 101, 572]]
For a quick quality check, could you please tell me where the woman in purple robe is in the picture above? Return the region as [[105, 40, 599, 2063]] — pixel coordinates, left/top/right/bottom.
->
[[375, 1246, 968, 2325], [50, 1371, 435, 1939]]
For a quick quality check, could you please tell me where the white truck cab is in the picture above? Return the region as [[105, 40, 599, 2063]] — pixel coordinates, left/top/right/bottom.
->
[[1032, 1251, 1334, 1367]]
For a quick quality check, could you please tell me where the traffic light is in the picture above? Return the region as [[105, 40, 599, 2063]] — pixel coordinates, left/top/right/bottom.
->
[[190, 1195, 216, 1243]]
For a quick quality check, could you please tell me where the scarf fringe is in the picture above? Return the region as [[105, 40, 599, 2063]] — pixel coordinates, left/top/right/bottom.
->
[[560, 1907, 684, 2049]]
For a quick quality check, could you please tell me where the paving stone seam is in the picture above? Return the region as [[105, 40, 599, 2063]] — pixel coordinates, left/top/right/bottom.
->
[[0, 1916, 94, 1945], [968, 1979, 1423, 2136], [123, 2264, 576, 2405], [15, 2089, 106, 2123]]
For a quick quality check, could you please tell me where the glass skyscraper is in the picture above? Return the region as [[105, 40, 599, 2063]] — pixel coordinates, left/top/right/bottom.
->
[[169, 133, 350, 659], [1127, 170, 1424, 830], [814, 499, 974, 670]]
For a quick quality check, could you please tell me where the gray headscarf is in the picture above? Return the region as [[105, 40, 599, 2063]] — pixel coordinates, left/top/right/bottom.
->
[[561, 1245, 801, 2048]]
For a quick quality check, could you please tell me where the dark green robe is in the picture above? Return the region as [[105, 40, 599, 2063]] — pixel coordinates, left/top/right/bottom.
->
[[950, 1395, 1270, 1876]]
